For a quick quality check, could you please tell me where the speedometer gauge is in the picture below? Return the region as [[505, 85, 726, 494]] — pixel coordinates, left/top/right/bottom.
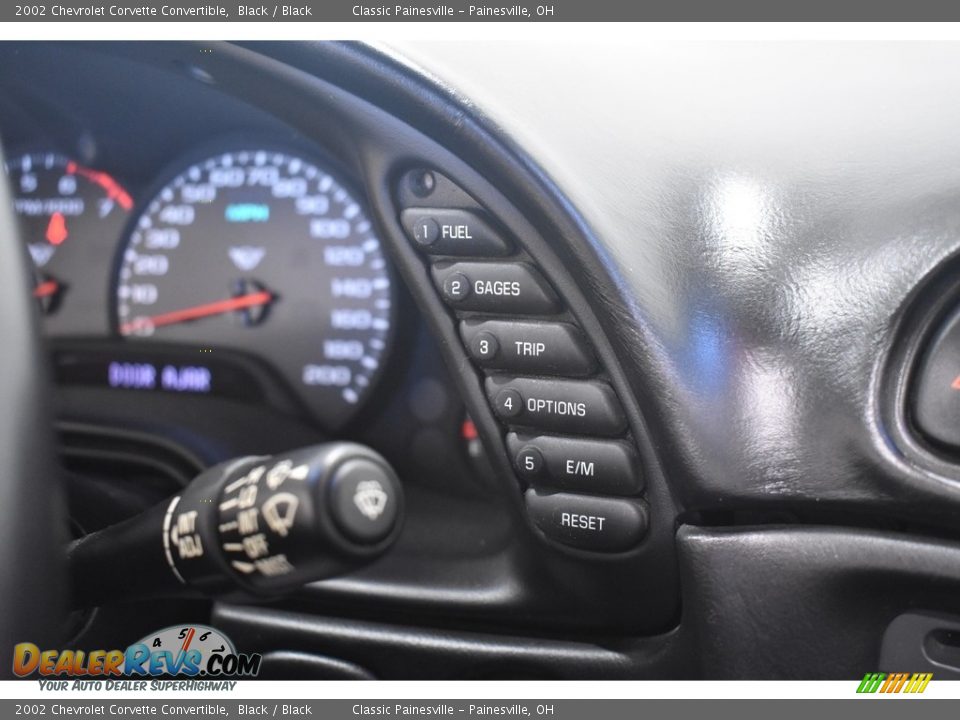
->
[[114, 149, 394, 428]]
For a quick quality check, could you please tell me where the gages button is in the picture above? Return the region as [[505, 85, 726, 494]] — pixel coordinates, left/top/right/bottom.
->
[[432, 262, 560, 315]]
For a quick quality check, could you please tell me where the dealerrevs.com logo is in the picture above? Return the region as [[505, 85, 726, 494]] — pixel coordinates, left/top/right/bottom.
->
[[13, 624, 261, 684]]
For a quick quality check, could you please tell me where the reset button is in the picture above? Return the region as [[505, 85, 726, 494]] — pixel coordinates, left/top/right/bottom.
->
[[524, 489, 647, 552]]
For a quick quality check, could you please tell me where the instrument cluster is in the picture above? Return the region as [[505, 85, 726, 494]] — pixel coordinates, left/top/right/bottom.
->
[[2, 104, 396, 430]]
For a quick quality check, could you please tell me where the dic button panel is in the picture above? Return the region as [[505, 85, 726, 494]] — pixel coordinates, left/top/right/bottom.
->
[[396, 167, 649, 554]]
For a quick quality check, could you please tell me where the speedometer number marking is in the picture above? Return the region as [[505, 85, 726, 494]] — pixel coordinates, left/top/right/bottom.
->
[[116, 149, 393, 427]]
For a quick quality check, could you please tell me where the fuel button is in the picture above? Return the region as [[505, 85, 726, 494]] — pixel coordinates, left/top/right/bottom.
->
[[401, 208, 511, 256]]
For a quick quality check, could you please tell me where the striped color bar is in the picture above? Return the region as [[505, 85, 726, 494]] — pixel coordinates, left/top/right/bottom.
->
[[857, 672, 933, 694]]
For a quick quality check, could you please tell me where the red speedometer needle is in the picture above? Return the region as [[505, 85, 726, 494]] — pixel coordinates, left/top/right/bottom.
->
[[120, 291, 273, 334]]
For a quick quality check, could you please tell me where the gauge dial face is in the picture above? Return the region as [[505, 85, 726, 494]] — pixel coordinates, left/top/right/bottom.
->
[[136, 624, 236, 672], [138, 624, 236, 655], [6, 152, 132, 317], [115, 149, 394, 428]]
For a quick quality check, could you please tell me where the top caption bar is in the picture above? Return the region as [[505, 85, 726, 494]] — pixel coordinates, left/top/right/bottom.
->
[[4, 0, 959, 21], [8, 1, 559, 21]]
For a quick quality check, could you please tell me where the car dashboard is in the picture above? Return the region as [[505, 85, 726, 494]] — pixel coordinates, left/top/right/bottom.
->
[[4, 40, 960, 680]]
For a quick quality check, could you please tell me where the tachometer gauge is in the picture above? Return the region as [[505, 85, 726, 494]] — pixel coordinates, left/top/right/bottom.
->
[[114, 149, 394, 428], [6, 152, 132, 316]]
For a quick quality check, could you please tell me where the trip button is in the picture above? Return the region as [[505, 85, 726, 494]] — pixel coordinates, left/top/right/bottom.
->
[[401, 208, 511, 256], [461, 319, 596, 376], [525, 490, 648, 552], [507, 433, 642, 495], [485, 376, 627, 436], [432, 262, 560, 315]]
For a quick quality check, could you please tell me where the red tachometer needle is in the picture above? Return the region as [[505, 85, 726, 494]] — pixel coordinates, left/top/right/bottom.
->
[[120, 291, 273, 334], [33, 280, 59, 299], [66, 161, 134, 211]]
